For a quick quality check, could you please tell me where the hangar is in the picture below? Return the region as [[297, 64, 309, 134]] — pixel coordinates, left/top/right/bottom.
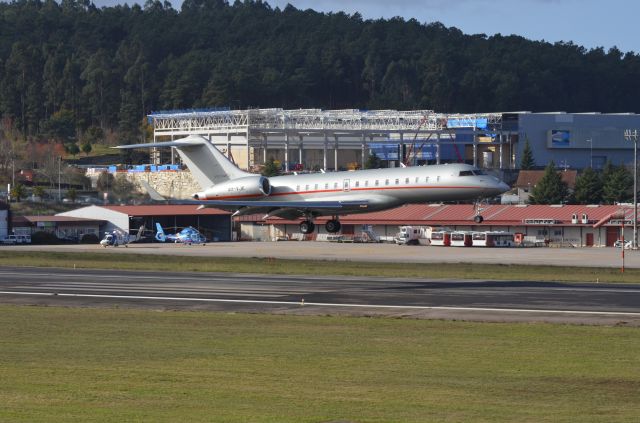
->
[[236, 204, 638, 248], [58, 205, 233, 242], [148, 108, 640, 175]]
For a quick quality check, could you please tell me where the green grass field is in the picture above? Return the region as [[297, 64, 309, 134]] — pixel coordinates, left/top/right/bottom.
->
[[1, 250, 640, 283], [0, 305, 639, 422]]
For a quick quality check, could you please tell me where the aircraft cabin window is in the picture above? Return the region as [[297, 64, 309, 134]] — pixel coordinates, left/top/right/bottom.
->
[[385, 179, 389, 186], [305, 184, 309, 191], [415, 177, 419, 183], [355, 181, 359, 187], [426, 176, 429, 182], [405, 178, 410, 184], [395, 179, 400, 185], [437, 176, 441, 182], [325, 183, 329, 189], [365, 180, 369, 187], [375, 180, 379, 186], [334, 182, 338, 189], [296, 185, 300, 191], [314, 184, 318, 190]]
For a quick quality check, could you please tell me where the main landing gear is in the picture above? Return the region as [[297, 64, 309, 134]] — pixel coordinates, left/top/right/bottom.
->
[[325, 218, 341, 233], [299, 220, 315, 234], [298, 217, 341, 234]]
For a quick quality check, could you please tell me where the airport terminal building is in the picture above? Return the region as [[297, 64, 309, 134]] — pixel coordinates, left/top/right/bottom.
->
[[148, 108, 640, 176]]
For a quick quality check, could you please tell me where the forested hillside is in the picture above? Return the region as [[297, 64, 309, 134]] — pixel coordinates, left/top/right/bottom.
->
[[1, 0, 640, 143]]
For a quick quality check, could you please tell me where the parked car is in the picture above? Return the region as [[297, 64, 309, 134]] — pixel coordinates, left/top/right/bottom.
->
[[1, 234, 32, 245], [614, 239, 633, 249]]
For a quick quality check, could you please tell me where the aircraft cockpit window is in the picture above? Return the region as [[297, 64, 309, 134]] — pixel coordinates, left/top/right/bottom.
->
[[459, 170, 474, 176], [473, 170, 487, 175]]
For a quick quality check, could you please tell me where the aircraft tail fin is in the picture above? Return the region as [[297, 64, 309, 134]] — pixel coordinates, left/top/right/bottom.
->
[[134, 225, 145, 242], [155, 223, 166, 242], [115, 135, 250, 189]]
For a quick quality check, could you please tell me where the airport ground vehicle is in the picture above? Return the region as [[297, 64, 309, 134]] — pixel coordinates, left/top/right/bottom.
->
[[395, 226, 431, 245], [472, 231, 515, 247], [430, 230, 451, 246], [450, 231, 473, 247]]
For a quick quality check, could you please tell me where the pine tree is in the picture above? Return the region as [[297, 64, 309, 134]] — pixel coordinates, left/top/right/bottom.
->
[[574, 167, 602, 204], [602, 164, 633, 204], [528, 161, 568, 204], [261, 157, 280, 177], [520, 138, 535, 170]]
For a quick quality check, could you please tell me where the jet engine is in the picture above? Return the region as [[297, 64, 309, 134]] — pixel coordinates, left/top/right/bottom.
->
[[193, 175, 271, 200]]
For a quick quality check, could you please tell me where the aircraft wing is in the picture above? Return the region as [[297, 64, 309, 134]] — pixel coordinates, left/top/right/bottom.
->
[[159, 199, 371, 218]]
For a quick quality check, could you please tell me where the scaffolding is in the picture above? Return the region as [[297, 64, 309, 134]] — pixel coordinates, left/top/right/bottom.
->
[[149, 108, 511, 171]]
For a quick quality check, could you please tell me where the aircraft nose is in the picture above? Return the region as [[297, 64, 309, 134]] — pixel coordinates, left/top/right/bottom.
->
[[498, 181, 510, 193]]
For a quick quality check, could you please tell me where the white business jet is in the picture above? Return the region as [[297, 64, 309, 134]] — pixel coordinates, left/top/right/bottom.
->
[[117, 135, 509, 234]]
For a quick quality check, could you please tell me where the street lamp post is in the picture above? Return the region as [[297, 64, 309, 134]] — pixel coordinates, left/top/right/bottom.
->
[[624, 129, 638, 250]]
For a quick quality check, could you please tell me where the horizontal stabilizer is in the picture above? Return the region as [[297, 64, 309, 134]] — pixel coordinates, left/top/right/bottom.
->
[[113, 136, 206, 150], [139, 180, 167, 201]]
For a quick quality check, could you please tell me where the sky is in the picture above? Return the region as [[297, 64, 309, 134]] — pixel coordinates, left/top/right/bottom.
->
[[89, 0, 639, 53]]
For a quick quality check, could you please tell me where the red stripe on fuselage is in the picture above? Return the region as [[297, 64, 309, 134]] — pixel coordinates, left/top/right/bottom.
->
[[204, 185, 475, 200]]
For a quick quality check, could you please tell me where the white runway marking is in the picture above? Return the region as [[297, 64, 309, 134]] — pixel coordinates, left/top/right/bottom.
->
[[1, 290, 639, 317]]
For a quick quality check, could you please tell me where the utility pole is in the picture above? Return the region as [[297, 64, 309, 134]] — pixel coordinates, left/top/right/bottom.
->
[[624, 129, 638, 250], [58, 156, 61, 202]]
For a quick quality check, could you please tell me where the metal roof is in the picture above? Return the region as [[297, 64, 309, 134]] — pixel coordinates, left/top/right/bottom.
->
[[102, 205, 231, 216], [24, 216, 106, 223], [239, 204, 637, 226]]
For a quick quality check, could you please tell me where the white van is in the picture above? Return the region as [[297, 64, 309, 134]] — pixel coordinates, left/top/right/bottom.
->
[[1, 235, 31, 245]]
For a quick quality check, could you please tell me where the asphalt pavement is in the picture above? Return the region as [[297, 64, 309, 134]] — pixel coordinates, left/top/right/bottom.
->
[[1, 266, 639, 325]]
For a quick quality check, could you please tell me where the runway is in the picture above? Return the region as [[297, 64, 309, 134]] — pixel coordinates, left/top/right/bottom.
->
[[1, 267, 640, 325]]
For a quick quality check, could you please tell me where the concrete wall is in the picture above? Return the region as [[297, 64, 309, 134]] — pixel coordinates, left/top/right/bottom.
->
[[124, 171, 200, 199]]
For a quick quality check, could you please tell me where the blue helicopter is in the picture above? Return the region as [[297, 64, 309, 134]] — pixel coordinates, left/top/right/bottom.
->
[[155, 223, 207, 245]]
